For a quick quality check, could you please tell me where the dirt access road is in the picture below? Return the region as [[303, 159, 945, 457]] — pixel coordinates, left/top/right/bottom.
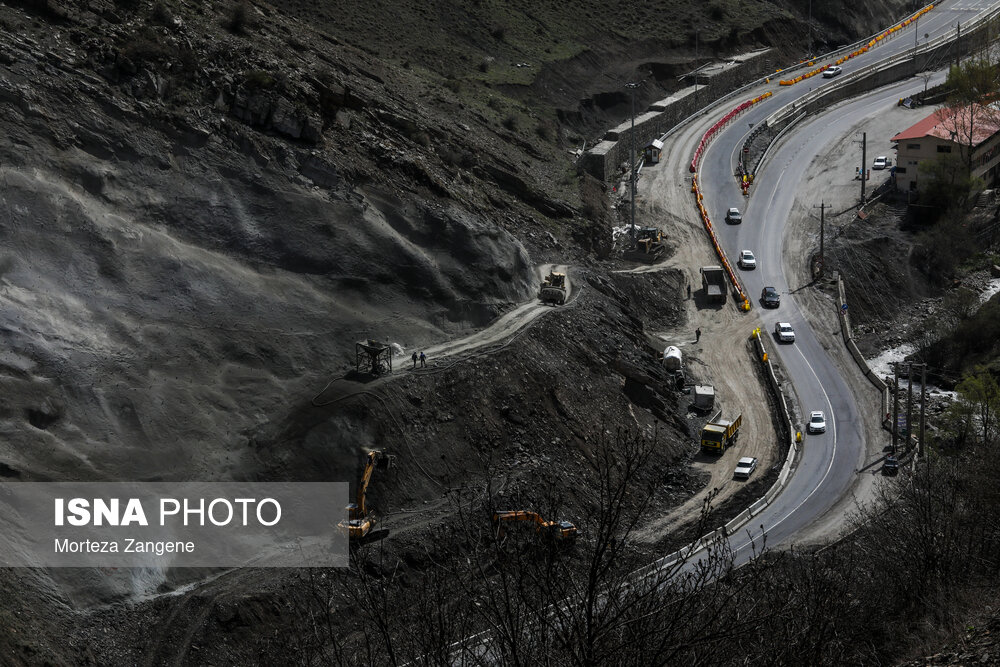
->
[[629, 100, 779, 543], [422, 264, 572, 360]]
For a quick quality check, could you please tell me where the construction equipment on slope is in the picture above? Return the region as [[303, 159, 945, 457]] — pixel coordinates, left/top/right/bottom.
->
[[492, 510, 578, 542], [623, 226, 665, 263], [700, 413, 743, 454], [338, 450, 393, 540], [538, 271, 568, 305]]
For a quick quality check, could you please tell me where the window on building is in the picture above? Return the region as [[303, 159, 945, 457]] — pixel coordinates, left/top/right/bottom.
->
[[895, 167, 907, 174], [907, 143, 920, 150], [938, 145, 952, 153]]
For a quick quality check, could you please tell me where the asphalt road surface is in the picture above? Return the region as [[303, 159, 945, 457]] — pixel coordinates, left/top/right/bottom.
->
[[685, 0, 1000, 567]]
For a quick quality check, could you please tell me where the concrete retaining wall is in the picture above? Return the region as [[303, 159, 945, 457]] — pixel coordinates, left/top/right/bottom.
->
[[837, 273, 891, 418], [579, 52, 773, 181]]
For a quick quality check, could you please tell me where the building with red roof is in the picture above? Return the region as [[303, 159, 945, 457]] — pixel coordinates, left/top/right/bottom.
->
[[890, 103, 1000, 192]]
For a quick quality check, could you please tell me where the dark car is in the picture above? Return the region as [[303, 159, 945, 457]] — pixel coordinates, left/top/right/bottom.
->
[[882, 455, 899, 476], [761, 286, 780, 308]]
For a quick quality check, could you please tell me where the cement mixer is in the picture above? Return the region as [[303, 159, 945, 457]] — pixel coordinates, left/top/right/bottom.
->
[[663, 346, 683, 371]]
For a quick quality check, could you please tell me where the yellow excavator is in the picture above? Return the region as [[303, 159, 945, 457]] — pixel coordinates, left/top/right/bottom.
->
[[492, 510, 579, 542], [338, 450, 393, 540]]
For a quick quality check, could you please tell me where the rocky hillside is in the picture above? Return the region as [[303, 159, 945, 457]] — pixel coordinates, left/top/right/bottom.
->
[[0, 0, 935, 663]]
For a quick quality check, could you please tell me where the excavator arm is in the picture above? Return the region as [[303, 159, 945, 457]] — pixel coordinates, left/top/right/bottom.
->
[[356, 451, 379, 516]]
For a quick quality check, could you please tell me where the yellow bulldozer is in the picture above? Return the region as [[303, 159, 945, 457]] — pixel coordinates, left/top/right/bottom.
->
[[623, 226, 665, 263], [492, 510, 578, 542], [538, 271, 568, 305], [338, 450, 393, 540]]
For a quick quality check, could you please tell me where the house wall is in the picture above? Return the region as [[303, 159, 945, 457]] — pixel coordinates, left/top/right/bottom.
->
[[895, 123, 1000, 192], [894, 135, 955, 191]]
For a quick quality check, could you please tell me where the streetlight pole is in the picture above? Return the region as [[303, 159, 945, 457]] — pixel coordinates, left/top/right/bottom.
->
[[694, 31, 699, 108], [808, 0, 812, 57], [626, 82, 639, 242]]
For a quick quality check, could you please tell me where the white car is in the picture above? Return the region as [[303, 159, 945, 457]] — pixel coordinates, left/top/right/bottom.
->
[[808, 411, 827, 434], [734, 457, 758, 479], [738, 250, 757, 270], [873, 156, 889, 170], [774, 322, 795, 343], [822, 65, 843, 78]]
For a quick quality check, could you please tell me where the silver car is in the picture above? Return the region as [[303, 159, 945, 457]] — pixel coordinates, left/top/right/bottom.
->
[[808, 411, 827, 434], [775, 322, 795, 343], [734, 457, 758, 479], [738, 250, 757, 270]]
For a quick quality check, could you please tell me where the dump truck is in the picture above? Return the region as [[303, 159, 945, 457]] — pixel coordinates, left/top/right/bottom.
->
[[700, 265, 727, 304], [700, 413, 742, 454], [623, 227, 665, 262], [539, 271, 567, 305]]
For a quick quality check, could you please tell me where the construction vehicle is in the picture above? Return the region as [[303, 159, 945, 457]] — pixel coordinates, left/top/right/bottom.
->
[[692, 385, 715, 411], [623, 226, 665, 262], [700, 413, 743, 454], [538, 271, 568, 305], [700, 265, 727, 304], [338, 450, 393, 540], [492, 510, 578, 542]]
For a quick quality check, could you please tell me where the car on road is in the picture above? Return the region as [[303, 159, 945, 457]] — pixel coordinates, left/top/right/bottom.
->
[[807, 411, 827, 434], [882, 455, 899, 476], [822, 65, 843, 78], [774, 322, 795, 343], [761, 286, 780, 308], [873, 156, 889, 170], [734, 456, 758, 479], [725, 207, 743, 224], [738, 250, 757, 270]]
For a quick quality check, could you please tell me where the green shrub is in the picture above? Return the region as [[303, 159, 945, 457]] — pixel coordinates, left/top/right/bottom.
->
[[535, 117, 557, 142], [244, 69, 275, 90], [150, 1, 173, 25], [227, 1, 251, 34]]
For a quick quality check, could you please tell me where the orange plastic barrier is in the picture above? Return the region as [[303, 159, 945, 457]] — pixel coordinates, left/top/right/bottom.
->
[[779, 4, 934, 86]]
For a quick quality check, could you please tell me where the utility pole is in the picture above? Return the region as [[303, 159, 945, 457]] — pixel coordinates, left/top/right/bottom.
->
[[919, 363, 927, 458], [906, 362, 914, 452], [956, 22, 961, 67], [808, 0, 812, 57], [860, 132, 868, 203], [626, 82, 638, 243], [892, 364, 900, 455], [694, 31, 700, 108]]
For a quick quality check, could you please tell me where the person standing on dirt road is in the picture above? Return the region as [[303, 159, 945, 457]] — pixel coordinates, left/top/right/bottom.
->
[[695, 328, 701, 342], [420, 351, 426, 368], [412, 351, 418, 369]]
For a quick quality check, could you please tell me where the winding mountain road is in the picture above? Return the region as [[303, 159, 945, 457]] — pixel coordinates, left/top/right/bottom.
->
[[666, 0, 1000, 567]]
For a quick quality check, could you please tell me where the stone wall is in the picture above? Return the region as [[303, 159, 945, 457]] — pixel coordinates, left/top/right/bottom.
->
[[580, 49, 774, 181]]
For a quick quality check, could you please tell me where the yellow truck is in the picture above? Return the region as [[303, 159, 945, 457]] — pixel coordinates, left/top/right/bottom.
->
[[700, 413, 742, 454]]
